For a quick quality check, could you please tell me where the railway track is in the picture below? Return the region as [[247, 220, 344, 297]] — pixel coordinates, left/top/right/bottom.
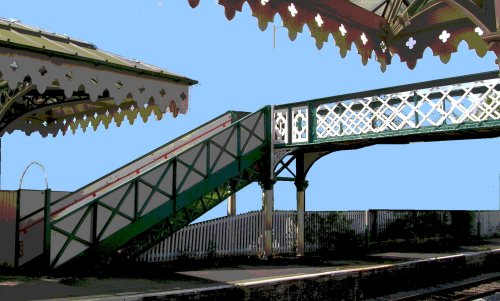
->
[[387, 275, 500, 301]]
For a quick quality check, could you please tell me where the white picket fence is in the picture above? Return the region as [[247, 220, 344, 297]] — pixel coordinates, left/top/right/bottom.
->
[[139, 210, 369, 262], [477, 211, 500, 236], [138, 210, 500, 262], [140, 211, 264, 262]]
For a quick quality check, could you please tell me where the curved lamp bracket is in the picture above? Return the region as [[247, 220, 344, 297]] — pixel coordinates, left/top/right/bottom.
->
[[19, 161, 48, 190]]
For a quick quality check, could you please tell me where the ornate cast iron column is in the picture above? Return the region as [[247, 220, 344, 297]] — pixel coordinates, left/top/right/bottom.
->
[[295, 180, 308, 257], [227, 194, 236, 216], [227, 181, 237, 216], [295, 153, 308, 257], [260, 179, 275, 258]]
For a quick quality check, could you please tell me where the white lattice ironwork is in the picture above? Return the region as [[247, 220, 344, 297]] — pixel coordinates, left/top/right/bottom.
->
[[274, 76, 500, 145], [292, 106, 309, 143], [273, 106, 310, 144], [316, 78, 500, 139], [274, 108, 288, 143]]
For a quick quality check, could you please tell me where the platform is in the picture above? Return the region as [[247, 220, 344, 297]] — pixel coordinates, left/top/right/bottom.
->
[[0, 239, 499, 300]]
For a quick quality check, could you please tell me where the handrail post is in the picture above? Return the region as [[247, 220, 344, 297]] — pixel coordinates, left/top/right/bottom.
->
[[43, 188, 51, 270], [413, 91, 419, 126], [172, 158, 177, 213], [134, 179, 139, 221], [308, 101, 315, 143], [287, 106, 292, 145]]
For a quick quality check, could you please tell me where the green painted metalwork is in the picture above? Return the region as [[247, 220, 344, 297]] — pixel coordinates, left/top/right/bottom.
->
[[46, 107, 270, 269], [407, 0, 431, 16], [19, 110, 244, 232], [0, 80, 91, 136], [274, 70, 500, 149], [276, 71, 498, 109], [14, 71, 500, 270], [42, 189, 51, 270]]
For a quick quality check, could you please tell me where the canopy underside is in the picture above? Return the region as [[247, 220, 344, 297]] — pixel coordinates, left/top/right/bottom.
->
[[188, 0, 500, 70], [0, 17, 196, 137], [0, 81, 178, 137]]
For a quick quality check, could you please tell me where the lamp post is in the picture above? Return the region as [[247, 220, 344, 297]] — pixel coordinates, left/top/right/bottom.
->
[[16, 161, 50, 269]]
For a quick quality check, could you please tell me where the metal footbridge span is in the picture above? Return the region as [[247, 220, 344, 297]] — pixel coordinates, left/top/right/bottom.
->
[[15, 71, 500, 269]]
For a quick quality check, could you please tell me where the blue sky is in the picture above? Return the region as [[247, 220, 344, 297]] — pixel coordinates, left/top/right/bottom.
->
[[1, 1, 499, 222]]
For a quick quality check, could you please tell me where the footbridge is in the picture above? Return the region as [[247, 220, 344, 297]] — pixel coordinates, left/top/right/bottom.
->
[[12, 70, 500, 270]]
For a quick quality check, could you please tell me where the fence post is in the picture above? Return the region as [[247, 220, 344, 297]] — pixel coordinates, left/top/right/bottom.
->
[[364, 210, 370, 250], [476, 211, 481, 238], [14, 189, 21, 268], [370, 210, 378, 244]]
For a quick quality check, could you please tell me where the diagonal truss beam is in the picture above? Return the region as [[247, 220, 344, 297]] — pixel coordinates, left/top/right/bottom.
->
[[45, 107, 270, 270]]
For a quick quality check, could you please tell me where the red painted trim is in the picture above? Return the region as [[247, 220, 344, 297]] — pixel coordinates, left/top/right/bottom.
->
[[19, 119, 232, 233]]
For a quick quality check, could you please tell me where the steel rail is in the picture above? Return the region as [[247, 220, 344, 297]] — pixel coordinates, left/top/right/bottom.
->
[[388, 274, 500, 301]]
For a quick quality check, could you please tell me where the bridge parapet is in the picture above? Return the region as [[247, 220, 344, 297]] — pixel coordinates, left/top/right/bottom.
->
[[273, 71, 500, 148]]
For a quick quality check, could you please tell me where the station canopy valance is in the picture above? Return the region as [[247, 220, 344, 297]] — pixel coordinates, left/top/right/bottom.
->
[[188, 0, 500, 70], [0, 17, 197, 137]]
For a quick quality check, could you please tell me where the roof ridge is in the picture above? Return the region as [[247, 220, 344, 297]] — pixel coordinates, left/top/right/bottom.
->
[[0, 16, 96, 50]]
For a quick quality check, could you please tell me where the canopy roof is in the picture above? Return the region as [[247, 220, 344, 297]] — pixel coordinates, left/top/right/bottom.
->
[[188, 0, 500, 70], [0, 17, 197, 137]]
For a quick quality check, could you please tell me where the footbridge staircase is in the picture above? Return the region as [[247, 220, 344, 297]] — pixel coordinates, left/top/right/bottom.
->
[[13, 71, 500, 270]]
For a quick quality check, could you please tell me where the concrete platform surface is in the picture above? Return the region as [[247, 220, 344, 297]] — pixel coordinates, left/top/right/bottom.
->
[[1, 259, 389, 301], [0, 239, 499, 301]]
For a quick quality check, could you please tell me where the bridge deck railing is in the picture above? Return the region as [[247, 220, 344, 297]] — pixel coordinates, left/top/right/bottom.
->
[[273, 71, 500, 147]]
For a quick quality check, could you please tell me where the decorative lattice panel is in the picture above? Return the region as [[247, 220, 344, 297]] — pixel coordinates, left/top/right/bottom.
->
[[273, 106, 309, 144], [274, 108, 288, 144], [292, 106, 308, 143], [316, 79, 500, 138], [274, 76, 500, 145]]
